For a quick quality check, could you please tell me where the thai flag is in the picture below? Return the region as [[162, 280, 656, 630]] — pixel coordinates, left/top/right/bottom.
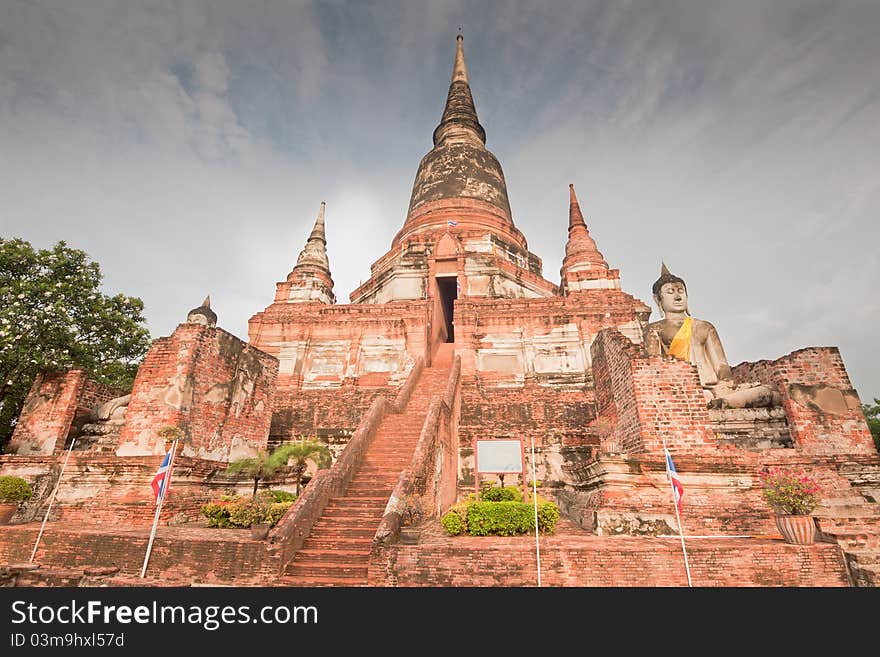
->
[[447, 220, 458, 227], [150, 447, 174, 505], [665, 447, 684, 513]]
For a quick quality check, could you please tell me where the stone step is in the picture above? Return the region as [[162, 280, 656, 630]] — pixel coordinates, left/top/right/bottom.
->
[[279, 575, 367, 587], [326, 496, 387, 506], [845, 549, 880, 565], [309, 522, 378, 536], [301, 537, 373, 551], [320, 508, 384, 520], [285, 564, 369, 579], [815, 504, 880, 517], [344, 489, 396, 498], [292, 549, 371, 563]]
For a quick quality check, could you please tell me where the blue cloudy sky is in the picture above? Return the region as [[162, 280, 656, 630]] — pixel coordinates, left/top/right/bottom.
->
[[1, 1, 878, 401]]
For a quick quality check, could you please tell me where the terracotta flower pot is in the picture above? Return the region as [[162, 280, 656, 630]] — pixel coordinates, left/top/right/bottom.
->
[[775, 514, 816, 545], [0, 503, 18, 525]]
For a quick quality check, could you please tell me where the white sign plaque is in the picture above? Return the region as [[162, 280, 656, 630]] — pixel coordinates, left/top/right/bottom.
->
[[476, 440, 523, 473]]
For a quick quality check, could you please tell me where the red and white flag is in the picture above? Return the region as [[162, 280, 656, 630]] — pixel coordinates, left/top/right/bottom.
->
[[664, 447, 684, 513], [150, 447, 174, 505]]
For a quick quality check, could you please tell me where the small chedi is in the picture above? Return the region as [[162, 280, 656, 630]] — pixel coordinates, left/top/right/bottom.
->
[[1, 33, 878, 588]]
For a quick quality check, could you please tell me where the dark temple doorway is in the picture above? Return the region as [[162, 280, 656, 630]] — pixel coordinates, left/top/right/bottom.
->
[[437, 276, 458, 343]]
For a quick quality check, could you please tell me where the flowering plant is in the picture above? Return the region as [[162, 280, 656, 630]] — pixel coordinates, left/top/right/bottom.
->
[[760, 467, 820, 515]]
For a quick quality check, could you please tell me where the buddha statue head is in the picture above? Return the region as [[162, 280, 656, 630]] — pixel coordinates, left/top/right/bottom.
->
[[652, 263, 688, 317], [186, 295, 217, 328]]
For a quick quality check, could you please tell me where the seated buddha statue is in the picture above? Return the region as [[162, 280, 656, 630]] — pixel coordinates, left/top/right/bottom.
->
[[643, 264, 781, 409]]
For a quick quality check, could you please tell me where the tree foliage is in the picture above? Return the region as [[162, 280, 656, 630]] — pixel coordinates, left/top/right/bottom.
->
[[226, 440, 332, 498], [0, 237, 151, 450], [277, 439, 332, 496], [863, 398, 880, 454]]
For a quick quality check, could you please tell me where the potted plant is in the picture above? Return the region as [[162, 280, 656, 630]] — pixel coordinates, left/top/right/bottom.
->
[[0, 475, 33, 524], [760, 467, 820, 545]]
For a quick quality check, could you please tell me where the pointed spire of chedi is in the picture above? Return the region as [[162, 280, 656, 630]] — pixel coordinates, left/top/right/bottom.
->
[[432, 33, 486, 148], [560, 184, 621, 295], [284, 202, 336, 304], [396, 32, 517, 246]]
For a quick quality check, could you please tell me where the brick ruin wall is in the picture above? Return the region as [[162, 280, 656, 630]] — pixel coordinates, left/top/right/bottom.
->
[[9, 370, 127, 456], [369, 531, 850, 586], [0, 524, 277, 585], [0, 453, 308, 529], [590, 328, 716, 455], [118, 324, 278, 460], [268, 386, 397, 457], [732, 347, 875, 456], [457, 378, 597, 497]]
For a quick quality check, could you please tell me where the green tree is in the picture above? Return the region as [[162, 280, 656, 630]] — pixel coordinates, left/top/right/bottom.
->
[[226, 446, 296, 498], [0, 238, 152, 451], [277, 439, 332, 496], [863, 398, 880, 454], [227, 440, 332, 498]]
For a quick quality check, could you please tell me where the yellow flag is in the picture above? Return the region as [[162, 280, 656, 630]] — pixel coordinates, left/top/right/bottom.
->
[[668, 316, 692, 361]]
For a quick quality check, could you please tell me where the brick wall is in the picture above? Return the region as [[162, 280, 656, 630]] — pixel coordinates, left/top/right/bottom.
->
[[248, 300, 429, 389], [0, 524, 276, 584], [10, 370, 86, 455], [732, 347, 875, 456], [118, 324, 278, 460], [369, 526, 850, 586], [0, 454, 301, 528], [9, 370, 127, 456], [269, 387, 393, 447], [590, 328, 715, 454], [591, 329, 643, 452]]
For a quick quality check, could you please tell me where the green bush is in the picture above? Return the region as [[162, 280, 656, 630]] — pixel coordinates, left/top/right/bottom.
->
[[440, 501, 469, 536], [266, 489, 297, 503], [537, 501, 560, 533], [479, 485, 523, 502], [264, 501, 294, 526], [0, 476, 33, 503], [441, 511, 464, 536], [440, 496, 561, 536], [200, 493, 294, 529], [467, 501, 535, 536]]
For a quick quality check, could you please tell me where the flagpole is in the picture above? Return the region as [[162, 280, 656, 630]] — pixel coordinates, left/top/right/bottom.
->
[[29, 437, 77, 563], [662, 437, 692, 587], [530, 437, 542, 588], [140, 439, 178, 579]]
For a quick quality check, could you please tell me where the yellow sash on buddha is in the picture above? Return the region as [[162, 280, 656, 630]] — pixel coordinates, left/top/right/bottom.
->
[[668, 316, 692, 361]]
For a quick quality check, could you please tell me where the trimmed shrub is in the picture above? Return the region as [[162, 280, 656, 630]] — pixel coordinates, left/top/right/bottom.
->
[[537, 501, 560, 534], [480, 485, 523, 502], [200, 493, 294, 529], [440, 501, 470, 536], [0, 476, 32, 503], [440, 496, 561, 536], [467, 501, 534, 536], [264, 501, 294, 526], [267, 489, 297, 503], [441, 511, 464, 536]]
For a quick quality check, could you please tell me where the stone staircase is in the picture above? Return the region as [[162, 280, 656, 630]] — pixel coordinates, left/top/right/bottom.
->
[[281, 344, 454, 586], [814, 494, 880, 586]]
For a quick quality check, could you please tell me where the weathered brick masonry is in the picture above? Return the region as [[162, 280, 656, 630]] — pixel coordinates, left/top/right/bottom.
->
[[732, 347, 875, 456], [118, 323, 277, 460], [369, 522, 850, 587], [9, 370, 126, 455]]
